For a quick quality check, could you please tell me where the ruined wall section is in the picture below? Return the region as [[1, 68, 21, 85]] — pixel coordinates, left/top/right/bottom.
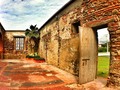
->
[[46, 22, 59, 66], [58, 11, 80, 75], [108, 21, 120, 87], [81, 0, 120, 88], [39, 20, 59, 66], [81, 0, 120, 26], [39, 0, 120, 88], [39, 0, 82, 75]]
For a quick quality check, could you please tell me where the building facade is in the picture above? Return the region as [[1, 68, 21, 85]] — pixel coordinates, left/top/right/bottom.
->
[[3, 30, 26, 59], [39, 0, 120, 88], [0, 23, 26, 59]]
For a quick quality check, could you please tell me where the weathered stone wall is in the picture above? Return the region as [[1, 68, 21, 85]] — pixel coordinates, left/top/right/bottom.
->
[[107, 21, 120, 87], [39, 22, 59, 66], [39, 0, 82, 75], [4, 31, 26, 59], [39, 0, 120, 88], [59, 36, 79, 75], [81, 0, 120, 88]]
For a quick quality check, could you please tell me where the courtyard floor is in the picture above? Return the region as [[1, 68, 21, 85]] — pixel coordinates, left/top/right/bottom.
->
[[0, 59, 117, 90]]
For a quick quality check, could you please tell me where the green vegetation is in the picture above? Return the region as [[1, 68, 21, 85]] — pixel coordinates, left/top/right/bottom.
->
[[98, 42, 110, 52], [25, 25, 40, 53], [98, 47, 107, 52], [97, 56, 110, 77], [26, 55, 34, 58], [26, 53, 45, 60], [34, 55, 45, 60]]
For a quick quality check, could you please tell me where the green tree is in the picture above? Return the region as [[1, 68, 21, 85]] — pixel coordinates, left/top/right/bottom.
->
[[25, 25, 40, 53]]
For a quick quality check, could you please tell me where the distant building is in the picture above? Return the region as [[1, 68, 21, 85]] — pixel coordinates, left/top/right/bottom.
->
[[4, 30, 26, 59], [0, 23, 27, 59]]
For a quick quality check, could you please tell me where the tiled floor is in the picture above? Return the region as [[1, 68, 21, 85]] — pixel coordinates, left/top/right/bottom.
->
[[0, 59, 118, 90]]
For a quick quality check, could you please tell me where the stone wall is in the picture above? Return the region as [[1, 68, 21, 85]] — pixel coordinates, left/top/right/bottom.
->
[[81, 0, 120, 88], [39, 0, 120, 88], [39, 0, 82, 75], [4, 31, 26, 59], [107, 21, 120, 87]]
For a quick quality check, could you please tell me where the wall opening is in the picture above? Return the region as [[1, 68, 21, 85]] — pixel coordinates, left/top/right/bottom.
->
[[93, 24, 110, 85], [72, 21, 80, 34]]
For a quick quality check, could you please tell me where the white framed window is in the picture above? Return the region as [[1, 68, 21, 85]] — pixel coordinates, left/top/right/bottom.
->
[[14, 37, 24, 50]]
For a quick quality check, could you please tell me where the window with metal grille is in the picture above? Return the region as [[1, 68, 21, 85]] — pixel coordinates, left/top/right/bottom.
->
[[15, 37, 24, 50]]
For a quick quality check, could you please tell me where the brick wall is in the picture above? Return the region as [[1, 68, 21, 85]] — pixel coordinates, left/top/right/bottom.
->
[[81, 0, 120, 87], [39, 0, 120, 88]]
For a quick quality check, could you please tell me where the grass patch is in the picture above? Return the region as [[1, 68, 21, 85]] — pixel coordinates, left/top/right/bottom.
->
[[97, 56, 110, 78]]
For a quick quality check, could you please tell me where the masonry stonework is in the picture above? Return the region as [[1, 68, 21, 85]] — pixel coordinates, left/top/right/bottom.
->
[[108, 21, 120, 87], [39, 0, 120, 88], [4, 31, 26, 59], [81, 0, 120, 88], [39, 0, 82, 75]]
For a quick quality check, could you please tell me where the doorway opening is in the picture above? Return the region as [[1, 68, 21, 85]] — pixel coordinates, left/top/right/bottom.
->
[[93, 24, 110, 85]]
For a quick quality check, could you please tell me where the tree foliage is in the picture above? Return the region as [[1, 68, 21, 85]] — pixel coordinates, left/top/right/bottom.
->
[[25, 25, 40, 52], [25, 25, 39, 39]]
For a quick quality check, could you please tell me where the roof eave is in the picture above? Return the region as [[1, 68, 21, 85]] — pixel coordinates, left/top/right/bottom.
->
[[39, 0, 75, 31], [0, 23, 5, 31]]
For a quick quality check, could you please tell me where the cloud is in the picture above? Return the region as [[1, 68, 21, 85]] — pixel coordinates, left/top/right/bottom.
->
[[0, 0, 70, 30], [0, 0, 11, 6], [29, 0, 45, 5]]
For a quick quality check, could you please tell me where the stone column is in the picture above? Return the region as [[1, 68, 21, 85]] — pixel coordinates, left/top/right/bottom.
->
[[108, 21, 120, 88]]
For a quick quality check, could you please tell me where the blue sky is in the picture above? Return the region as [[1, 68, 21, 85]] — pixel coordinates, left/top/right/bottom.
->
[[0, 0, 69, 30], [0, 0, 109, 42]]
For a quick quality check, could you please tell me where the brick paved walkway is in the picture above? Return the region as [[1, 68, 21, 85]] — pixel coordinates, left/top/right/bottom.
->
[[0, 59, 117, 90]]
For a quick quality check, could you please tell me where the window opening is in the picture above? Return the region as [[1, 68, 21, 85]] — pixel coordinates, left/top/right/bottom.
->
[[15, 37, 24, 50], [72, 21, 80, 34]]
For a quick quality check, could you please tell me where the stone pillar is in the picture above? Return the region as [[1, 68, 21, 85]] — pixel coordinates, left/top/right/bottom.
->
[[108, 21, 120, 88]]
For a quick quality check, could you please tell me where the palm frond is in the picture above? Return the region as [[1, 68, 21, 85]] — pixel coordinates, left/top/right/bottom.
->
[[25, 24, 40, 52], [25, 24, 39, 39], [25, 29, 30, 36]]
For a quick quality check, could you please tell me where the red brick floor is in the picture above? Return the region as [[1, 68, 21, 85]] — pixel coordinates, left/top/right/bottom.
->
[[0, 60, 75, 90], [0, 59, 118, 90]]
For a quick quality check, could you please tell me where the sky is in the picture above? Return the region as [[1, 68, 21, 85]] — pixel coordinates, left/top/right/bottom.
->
[[0, 0, 69, 30], [97, 28, 109, 44], [0, 0, 109, 41]]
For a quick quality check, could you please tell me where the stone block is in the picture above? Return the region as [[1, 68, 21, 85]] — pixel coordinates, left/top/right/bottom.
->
[[117, 50, 120, 55], [111, 52, 117, 56], [116, 30, 120, 34]]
